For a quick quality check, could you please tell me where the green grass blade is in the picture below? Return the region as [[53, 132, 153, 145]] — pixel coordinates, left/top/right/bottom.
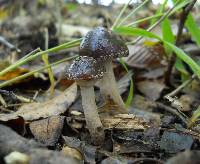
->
[[113, 26, 161, 40], [119, 58, 134, 108], [0, 38, 81, 77], [111, 0, 132, 30], [114, 26, 200, 79], [161, 15, 188, 81], [0, 55, 78, 88], [164, 41, 200, 78], [151, 0, 168, 25], [126, 13, 163, 27], [185, 13, 200, 47], [162, 18, 175, 55], [175, 58, 189, 75], [117, 0, 149, 27]]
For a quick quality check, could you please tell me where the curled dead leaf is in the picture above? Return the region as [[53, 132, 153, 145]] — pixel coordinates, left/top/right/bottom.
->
[[0, 83, 77, 121]]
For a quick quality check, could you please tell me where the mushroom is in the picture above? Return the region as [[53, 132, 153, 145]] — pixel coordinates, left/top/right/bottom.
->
[[65, 56, 105, 145], [79, 27, 129, 110]]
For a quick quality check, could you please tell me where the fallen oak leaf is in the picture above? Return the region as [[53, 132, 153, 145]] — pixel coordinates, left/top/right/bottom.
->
[[0, 83, 77, 121]]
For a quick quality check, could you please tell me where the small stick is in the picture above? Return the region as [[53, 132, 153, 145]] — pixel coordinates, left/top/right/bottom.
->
[[32, 90, 40, 101], [156, 102, 188, 125], [0, 89, 33, 103], [0, 36, 21, 53], [0, 106, 13, 113], [165, 74, 196, 98], [0, 94, 7, 107]]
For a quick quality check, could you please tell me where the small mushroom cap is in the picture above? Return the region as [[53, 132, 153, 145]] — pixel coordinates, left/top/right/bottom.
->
[[65, 56, 104, 81], [80, 27, 129, 61]]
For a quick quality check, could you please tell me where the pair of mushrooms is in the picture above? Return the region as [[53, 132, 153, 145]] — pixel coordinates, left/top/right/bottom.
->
[[65, 27, 129, 144]]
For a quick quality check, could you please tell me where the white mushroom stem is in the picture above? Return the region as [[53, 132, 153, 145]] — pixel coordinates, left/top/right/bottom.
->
[[78, 81, 105, 145], [100, 60, 126, 110]]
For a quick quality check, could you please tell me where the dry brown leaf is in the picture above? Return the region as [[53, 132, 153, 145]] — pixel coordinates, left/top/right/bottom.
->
[[29, 116, 65, 146], [136, 80, 166, 101], [0, 60, 29, 81], [0, 67, 29, 81], [178, 95, 193, 112], [124, 42, 166, 69], [61, 146, 83, 161], [0, 83, 77, 121]]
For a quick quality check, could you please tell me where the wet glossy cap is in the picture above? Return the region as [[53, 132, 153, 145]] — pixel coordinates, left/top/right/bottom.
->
[[65, 56, 104, 81], [79, 27, 129, 61]]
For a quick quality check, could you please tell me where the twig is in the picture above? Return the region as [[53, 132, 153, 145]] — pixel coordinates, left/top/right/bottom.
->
[[32, 90, 40, 101], [0, 94, 7, 107], [156, 102, 188, 125], [0, 36, 21, 53], [0, 106, 13, 113], [164, 0, 197, 85], [163, 74, 196, 120], [0, 89, 33, 103], [165, 74, 196, 98]]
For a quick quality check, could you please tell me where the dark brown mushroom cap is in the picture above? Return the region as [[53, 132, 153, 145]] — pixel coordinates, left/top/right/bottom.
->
[[65, 56, 104, 81], [79, 27, 129, 61]]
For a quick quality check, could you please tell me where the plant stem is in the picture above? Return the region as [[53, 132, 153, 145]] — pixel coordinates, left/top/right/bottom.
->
[[0, 56, 78, 88], [0, 36, 20, 53], [0, 39, 81, 77]]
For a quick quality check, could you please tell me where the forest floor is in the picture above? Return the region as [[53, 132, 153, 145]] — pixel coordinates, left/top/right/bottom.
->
[[0, 1, 200, 164]]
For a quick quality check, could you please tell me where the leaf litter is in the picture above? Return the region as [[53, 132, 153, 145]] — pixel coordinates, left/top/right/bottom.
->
[[0, 1, 200, 163], [0, 83, 77, 121]]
